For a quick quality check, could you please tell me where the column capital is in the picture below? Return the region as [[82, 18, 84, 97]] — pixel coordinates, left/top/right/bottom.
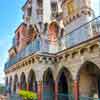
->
[[73, 74, 80, 81]]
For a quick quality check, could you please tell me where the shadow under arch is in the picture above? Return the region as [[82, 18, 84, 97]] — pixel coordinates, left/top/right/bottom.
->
[[13, 74, 18, 93], [28, 69, 36, 91], [77, 61, 100, 98], [56, 67, 73, 100], [77, 61, 100, 78], [8, 76, 12, 94], [43, 68, 54, 100], [20, 72, 26, 90]]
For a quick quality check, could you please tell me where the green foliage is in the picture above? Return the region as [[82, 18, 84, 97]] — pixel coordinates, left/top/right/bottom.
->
[[18, 90, 38, 100]]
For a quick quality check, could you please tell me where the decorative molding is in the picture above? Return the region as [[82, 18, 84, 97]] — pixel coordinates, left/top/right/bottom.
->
[[5, 35, 100, 74]]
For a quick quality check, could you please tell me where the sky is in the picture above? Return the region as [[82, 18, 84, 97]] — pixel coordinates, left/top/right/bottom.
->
[[0, 0, 99, 85], [0, 0, 26, 84]]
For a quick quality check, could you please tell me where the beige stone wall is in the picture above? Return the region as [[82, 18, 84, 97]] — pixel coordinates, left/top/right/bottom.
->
[[5, 37, 100, 96]]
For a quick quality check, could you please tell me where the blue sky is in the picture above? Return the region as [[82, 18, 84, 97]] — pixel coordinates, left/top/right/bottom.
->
[[0, 0, 26, 84]]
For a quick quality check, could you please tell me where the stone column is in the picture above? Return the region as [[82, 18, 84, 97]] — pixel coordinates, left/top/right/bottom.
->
[[18, 83, 22, 90], [54, 81, 58, 100], [73, 80, 79, 100], [37, 81, 42, 100]]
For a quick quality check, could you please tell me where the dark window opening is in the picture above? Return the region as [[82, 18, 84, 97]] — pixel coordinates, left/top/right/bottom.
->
[[27, 7, 32, 17], [51, 2, 58, 17], [37, 0, 43, 8]]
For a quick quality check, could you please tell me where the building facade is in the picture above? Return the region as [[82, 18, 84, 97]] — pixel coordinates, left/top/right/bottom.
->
[[4, 0, 100, 100]]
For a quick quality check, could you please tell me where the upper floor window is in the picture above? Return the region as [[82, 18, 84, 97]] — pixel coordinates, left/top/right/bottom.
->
[[67, 0, 75, 15], [51, 2, 58, 17], [37, 0, 43, 15], [37, 0, 43, 8], [27, 7, 32, 17]]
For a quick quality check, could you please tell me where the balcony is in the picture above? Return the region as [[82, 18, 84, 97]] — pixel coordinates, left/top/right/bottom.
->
[[5, 38, 40, 70], [4, 16, 100, 70], [60, 16, 100, 50]]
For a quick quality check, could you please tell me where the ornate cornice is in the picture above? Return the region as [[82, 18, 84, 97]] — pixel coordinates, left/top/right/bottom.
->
[[5, 35, 100, 74]]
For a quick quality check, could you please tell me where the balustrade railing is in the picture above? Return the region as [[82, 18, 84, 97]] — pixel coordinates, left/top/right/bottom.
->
[[60, 16, 100, 50], [5, 39, 40, 70]]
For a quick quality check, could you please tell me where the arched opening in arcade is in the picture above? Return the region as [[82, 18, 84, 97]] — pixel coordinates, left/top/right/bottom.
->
[[78, 61, 100, 99], [57, 67, 73, 100], [6, 77, 9, 93], [43, 68, 54, 100], [13, 74, 18, 93], [28, 69, 36, 91], [20, 72, 26, 90], [6, 77, 8, 87], [9, 76, 12, 94]]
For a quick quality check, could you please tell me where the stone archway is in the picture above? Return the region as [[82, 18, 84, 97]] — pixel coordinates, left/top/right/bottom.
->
[[28, 69, 36, 91], [57, 67, 73, 100], [20, 72, 26, 90], [13, 74, 18, 93], [43, 68, 55, 100], [77, 61, 100, 98]]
